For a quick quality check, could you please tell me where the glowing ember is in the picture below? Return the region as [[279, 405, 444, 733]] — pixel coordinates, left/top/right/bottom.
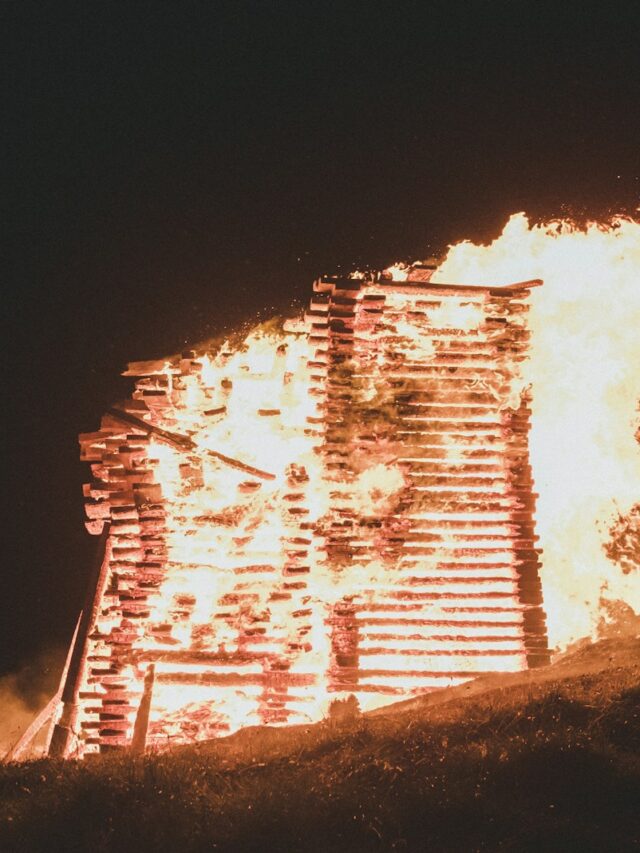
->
[[50, 214, 640, 757]]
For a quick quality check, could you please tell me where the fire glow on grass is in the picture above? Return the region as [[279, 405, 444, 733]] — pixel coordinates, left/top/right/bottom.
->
[[54, 214, 639, 757]]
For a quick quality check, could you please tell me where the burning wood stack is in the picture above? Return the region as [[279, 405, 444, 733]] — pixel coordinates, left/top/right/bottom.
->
[[50, 268, 550, 757]]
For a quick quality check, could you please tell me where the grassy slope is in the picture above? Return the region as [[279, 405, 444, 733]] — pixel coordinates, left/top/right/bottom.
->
[[1, 638, 639, 853]]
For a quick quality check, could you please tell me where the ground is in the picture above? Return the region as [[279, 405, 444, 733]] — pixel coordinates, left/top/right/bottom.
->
[[1, 637, 639, 852]]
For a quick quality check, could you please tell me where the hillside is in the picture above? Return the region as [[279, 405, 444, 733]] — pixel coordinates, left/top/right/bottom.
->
[[1, 637, 639, 852]]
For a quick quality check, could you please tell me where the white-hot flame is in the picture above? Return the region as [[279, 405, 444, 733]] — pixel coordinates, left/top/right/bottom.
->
[[434, 213, 640, 648]]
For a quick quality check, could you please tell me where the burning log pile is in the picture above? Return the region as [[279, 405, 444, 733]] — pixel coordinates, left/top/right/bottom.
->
[[56, 269, 550, 756]]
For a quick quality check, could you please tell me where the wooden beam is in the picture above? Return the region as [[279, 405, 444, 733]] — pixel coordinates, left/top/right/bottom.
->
[[3, 693, 59, 763], [3, 612, 82, 763], [108, 407, 276, 481]]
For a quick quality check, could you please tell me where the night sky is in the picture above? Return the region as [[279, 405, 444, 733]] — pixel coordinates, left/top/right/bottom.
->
[[3, 2, 640, 679]]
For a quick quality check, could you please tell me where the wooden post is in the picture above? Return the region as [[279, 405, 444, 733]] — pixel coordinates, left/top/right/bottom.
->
[[131, 664, 155, 754], [49, 522, 111, 758]]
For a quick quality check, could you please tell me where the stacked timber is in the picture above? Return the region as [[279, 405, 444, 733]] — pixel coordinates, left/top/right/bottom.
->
[[66, 270, 549, 757], [308, 273, 550, 700]]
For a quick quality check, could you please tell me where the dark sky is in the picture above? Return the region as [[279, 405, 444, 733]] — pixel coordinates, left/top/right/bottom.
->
[[3, 2, 640, 677]]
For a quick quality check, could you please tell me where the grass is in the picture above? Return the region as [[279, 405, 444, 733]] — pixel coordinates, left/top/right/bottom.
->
[[1, 638, 639, 852]]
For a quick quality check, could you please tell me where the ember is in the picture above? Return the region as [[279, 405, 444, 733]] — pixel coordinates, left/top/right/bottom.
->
[[51, 266, 550, 757]]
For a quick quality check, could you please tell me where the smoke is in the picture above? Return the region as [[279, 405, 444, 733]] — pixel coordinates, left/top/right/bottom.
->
[[0, 647, 65, 758]]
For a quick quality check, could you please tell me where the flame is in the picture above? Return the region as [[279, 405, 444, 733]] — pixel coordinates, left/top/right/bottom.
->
[[434, 213, 640, 648]]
